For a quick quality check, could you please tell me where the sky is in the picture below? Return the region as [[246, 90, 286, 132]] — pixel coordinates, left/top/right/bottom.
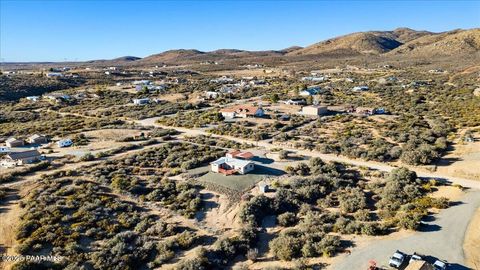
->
[[1, 0, 479, 62]]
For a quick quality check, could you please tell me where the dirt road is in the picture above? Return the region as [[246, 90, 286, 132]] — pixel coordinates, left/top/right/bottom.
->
[[330, 190, 480, 270], [135, 118, 480, 189]]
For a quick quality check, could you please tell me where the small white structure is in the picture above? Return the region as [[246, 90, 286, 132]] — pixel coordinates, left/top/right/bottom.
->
[[0, 146, 11, 153], [26, 96, 40, 102], [46, 72, 64, 77], [258, 183, 269, 193], [284, 99, 306, 105], [211, 157, 255, 175], [301, 76, 325, 82], [220, 105, 264, 119], [299, 86, 321, 96], [133, 98, 150, 105], [301, 105, 328, 116], [205, 91, 220, 99], [57, 139, 73, 148], [352, 86, 369, 91]]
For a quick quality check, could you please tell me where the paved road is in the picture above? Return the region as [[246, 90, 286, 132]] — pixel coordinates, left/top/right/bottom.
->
[[330, 190, 480, 270], [135, 118, 480, 190]]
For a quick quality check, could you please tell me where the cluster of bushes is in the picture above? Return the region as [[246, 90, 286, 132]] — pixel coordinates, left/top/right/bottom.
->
[[13, 176, 198, 269], [0, 110, 126, 137], [270, 228, 341, 260], [239, 160, 447, 261], [156, 110, 224, 128], [85, 142, 223, 216]]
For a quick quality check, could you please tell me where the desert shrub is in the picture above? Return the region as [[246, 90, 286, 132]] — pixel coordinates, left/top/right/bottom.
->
[[269, 232, 302, 261], [277, 212, 298, 227], [338, 187, 367, 213]]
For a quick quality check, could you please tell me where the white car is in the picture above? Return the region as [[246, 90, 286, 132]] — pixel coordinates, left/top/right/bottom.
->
[[433, 260, 448, 270], [409, 253, 423, 263], [389, 250, 406, 268]]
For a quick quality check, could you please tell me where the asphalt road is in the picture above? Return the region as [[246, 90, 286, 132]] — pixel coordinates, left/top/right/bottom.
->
[[330, 190, 480, 270]]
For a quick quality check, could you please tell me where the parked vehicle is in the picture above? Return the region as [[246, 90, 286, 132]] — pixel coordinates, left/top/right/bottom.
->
[[409, 252, 423, 263], [433, 260, 448, 270], [389, 250, 406, 268]]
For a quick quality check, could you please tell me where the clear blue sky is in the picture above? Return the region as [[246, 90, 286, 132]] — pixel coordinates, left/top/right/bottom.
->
[[1, 0, 479, 62]]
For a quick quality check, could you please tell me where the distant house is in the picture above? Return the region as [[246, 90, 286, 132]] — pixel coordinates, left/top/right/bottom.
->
[[1, 150, 42, 167], [355, 107, 375, 115], [301, 105, 328, 116], [133, 98, 150, 105], [46, 72, 64, 77], [0, 146, 11, 153], [27, 134, 48, 144], [284, 99, 306, 105], [352, 86, 369, 91], [474, 87, 480, 97], [299, 87, 321, 96], [44, 93, 71, 103], [205, 91, 220, 99], [133, 80, 151, 85], [210, 76, 234, 83], [226, 150, 254, 160], [301, 76, 325, 82], [211, 157, 255, 175], [26, 96, 40, 102], [5, 137, 24, 148], [220, 105, 264, 119], [57, 139, 73, 148]]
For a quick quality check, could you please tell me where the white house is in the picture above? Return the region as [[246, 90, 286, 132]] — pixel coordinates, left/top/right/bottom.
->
[[299, 86, 322, 96], [301, 76, 325, 82], [284, 99, 306, 105], [220, 105, 264, 119], [211, 157, 255, 175], [1, 150, 42, 167], [57, 139, 73, 148], [46, 72, 64, 77], [205, 91, 220, 99], [0, 146, 11, 153], [133, 98, 150, 105]]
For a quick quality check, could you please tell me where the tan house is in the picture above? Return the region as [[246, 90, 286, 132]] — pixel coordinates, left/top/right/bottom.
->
[[5, 137, 24, 148], [220, 105, 265, 119], [27, 134, 48, 144], [1, 150, 42, 167], [301, 105, 328, 116], [355, 107, 375, 115], [405, 260, 434, 270]]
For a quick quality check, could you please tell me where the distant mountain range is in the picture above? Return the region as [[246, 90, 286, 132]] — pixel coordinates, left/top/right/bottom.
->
[[3, 28, 479, 67], [110, 27, 478, 65]]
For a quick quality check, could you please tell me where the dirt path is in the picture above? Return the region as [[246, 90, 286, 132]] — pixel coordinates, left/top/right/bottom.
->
[[0, 183, 38, 270]]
